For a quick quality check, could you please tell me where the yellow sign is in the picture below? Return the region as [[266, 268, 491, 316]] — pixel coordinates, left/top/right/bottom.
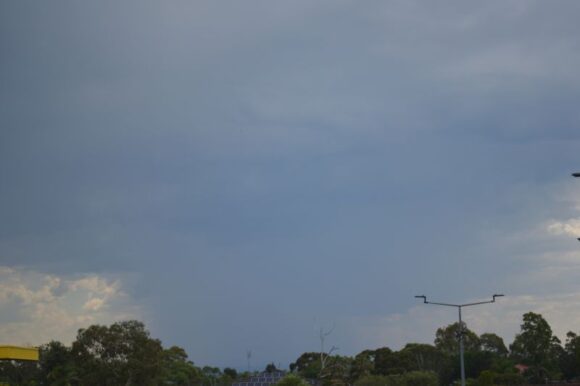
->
[[0, 346, 39, 361]]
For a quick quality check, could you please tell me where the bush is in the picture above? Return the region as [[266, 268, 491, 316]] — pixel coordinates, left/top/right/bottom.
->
[[400, 371, 438, 386], [277, 374, 310, 386], [493, 372, 526, 385], [354, 375, 390, 386], [354, 371, 438, 386], [477, 370, 494, 386]]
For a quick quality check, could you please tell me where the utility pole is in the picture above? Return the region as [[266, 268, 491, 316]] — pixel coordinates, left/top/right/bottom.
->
[[415, 294, 504, 386], [246, 350, 252, 373]]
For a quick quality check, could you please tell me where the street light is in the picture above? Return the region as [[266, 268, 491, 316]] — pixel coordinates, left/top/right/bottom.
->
[[415, 294, 504, 386], [573, 173, 580, 241]]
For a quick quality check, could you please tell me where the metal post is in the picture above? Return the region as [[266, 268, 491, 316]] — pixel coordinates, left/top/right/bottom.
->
[[573, 173, 580, 242], [458, 307, 466, 386]]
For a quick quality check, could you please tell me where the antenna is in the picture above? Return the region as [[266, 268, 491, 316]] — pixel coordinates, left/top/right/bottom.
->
[[246, 350, 252, 373]]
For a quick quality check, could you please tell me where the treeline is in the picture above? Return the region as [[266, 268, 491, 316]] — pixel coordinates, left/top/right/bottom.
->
[[2, 312, 580, 385], [290, 312, 580, 386], [0, 320, 237, 386]]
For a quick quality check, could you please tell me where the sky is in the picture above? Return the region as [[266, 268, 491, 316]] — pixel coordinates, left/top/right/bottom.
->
[[2, 0, 580, 370]]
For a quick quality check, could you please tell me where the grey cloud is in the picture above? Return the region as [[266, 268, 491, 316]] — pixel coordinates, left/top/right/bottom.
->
[[2, 0, 580, 368]]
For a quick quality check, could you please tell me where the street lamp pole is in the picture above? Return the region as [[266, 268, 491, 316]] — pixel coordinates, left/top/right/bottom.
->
[[414, 294, 504, 386], [573, 173, 579, 241]]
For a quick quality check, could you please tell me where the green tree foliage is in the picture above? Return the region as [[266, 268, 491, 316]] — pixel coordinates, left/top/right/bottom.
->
[[290, 352, 351, 385], [373, 347, 401, 375], [479, 333, 508, 356], [354, 374, 390, 386], [0, 360, 39, 386], [492, 372, 526, 385], [38, 340, 76, 386], [477, 369, 494, 386], [435, 322, 480, 355], [510, 312, 555, 364], [223, 368, 238, 379], [350, 350, 375, 380], [276, 374, 310, 386], [9, 312, 580, 386], [398, 343, 447, 374], [159, 346, 201, 386], [71, 320, 164, 386], [319, 355, 352, 385], [200, 366, 222, 386], [265, 363, 279, 373], [558, 331, 580, 380], [354, 371, 438, 386], [452, 351, 495, 380], [509, 312, 562, 383], [290, 352, 321, 379]]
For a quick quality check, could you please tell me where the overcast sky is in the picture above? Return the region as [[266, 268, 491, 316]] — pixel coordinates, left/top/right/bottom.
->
[[2, 0, 580, 370]]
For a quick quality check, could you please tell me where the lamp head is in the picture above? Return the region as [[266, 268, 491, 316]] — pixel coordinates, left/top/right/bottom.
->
[[415, 295, 427, 303], [572, 172, 580, 177]]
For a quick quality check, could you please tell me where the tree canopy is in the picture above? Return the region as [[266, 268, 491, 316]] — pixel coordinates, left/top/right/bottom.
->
[[4, 311, 580, 386]]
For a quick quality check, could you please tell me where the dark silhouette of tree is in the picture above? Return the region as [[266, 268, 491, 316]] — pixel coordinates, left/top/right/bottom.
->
[[509, 312, 562, 383], [72, 320, 164, 386], [435, 322, 480, 354], [480, 333, 508, 356]]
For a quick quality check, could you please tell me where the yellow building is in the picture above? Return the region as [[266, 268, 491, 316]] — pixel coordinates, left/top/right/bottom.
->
[[0, 345, 39, 361]]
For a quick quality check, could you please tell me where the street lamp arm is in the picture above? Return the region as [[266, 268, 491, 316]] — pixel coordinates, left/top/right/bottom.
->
[[425, 301, 461, 308], [415, 296, 460, 308], [461, 300, 496, 307], [416, 294, 504, 308], [462, 295, 503, 307]]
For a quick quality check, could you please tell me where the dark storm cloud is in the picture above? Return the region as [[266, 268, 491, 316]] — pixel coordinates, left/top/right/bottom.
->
[[2, 0, 580, 367]]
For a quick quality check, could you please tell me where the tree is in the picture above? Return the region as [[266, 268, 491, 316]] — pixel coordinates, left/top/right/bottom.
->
[[354, 374, 389, 386], [318, 355, 352, 385], [223, 368, 237, 379], [493, 372, 526, 385], [373, 347, 400, 375], [435, 322, 480, 355], [350, 350, 375, 381], [560, 331, 580, 380], [509, 312, 562, 382], [479, 333, 508, 356], [200, 366, 222, 386], [0, 359, 39, 386], [159, 346, 201, 386], [398, 343, 446, 373], [290, 352, 322, 379], [510, 312, 554, 364], [396, 343, 454, 385], [72, 320, 164, 386], [277, 374, 310, 386], [38, 340, 77, 386], [354, 371, 438, 386]]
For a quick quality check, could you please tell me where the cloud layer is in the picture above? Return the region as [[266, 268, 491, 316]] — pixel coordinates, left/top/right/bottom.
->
[[1, 0, 580, 368], [0, 267, 139, 346]]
